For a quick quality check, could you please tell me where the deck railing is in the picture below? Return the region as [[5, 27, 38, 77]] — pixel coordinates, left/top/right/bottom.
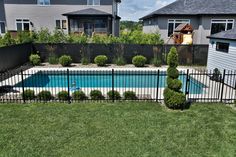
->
[[0, 69, 235, 103]]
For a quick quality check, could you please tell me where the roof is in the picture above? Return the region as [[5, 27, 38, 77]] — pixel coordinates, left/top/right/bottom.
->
[[207, 28, 236, 41], [63, 8, 112, 16], [174, 23, 193, 32], [140, 0, 236, 20]]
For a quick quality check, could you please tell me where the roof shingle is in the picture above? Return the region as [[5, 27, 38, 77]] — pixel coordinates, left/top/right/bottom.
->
[[141, 0, 236, 20], [207, 28, 236, 41]]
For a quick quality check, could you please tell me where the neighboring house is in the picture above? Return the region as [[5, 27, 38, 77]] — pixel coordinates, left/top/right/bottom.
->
[[0, 0, 6, 36], [207, 28, 236, 72], [2, 0, 121, 36], [140, 0, 236, 44]]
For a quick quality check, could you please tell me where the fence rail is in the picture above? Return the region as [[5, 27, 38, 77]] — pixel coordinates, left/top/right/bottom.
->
[[0, 69, 235, 103]]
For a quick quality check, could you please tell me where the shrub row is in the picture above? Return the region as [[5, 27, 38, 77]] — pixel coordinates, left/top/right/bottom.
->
[[22, 89, 138, 101], [0, 29, 164, 47], [30, 53, 162, 67]]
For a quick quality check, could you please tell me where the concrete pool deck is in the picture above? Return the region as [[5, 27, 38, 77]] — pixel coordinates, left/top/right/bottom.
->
[[0, 66, 235, 103]]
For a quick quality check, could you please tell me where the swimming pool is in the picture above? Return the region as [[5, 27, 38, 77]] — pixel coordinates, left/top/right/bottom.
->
[[15, 71, 206, 94]]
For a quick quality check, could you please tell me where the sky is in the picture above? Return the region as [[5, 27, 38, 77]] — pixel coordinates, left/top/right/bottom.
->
[[119, 0, 175, 21]]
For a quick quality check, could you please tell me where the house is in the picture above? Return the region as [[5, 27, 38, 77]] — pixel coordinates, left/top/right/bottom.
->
[[140, 0, 236, 44], [2, 0, 121, 36], [207, 28, 236, 72]]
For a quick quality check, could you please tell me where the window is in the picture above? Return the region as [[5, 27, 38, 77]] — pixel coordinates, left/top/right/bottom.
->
[[16, 19, 30, 31], [56, 20, 67, 30], [62, 20, 67, 29], [38, 0, 50, 6], [0, 22, 6, 34], [168, 19, 190, 37], [211, 19, 234, 35], [87, 0, 100, 6], [216, 42, 229, 53]]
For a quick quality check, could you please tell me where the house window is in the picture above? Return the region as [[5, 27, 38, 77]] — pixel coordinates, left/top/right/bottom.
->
[[38, 0, 50, 5], [16, 19, 30, 31], [216, 42, 229, 53], [211, 19, 234, 35], [87, 0, 100, 6], [0, 22, 6, 34], [168, 19, 190, 37], [56, 20, 67, 30]]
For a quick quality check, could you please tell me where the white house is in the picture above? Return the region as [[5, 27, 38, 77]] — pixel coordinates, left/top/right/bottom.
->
[[207, 28, 236, 72]]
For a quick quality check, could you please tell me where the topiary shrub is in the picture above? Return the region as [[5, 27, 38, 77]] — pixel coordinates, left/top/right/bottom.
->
[[151, 57, 162, 67], [123, 91, 137, 100], [22, 89, 35, 100], [72, 91, 88, 101], [94, 55, 108, 66], [59, 55, 72, 67], [29, 54, 41, 66], [57, 91, 68, 101], [132, 55, 147, 67], [90, 90, 105, 100], [164, 47, 186, 109], [37, 90, 52, 101], [107, 90, 121, 100]]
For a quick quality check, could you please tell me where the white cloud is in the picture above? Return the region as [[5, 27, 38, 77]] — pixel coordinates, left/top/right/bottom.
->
[[119, 0, 175, 21]]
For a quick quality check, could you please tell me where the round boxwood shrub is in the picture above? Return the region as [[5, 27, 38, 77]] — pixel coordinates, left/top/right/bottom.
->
[[22, 89, 35, 100], [132, 55, 147, 67], [107, 90, 121, 100], [94, 55, 108, 66], [72, 91, 88, 101], [90, 90, 104, 100], [164, 47, 186, 109], [37, 90, 52, 101], [123, 91, 137, 100], [57, 91, 68, 101], [29, 54, 41, 66], [59, 55, 72, 67]]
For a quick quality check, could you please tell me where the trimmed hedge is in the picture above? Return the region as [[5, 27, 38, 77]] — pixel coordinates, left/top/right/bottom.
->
[[22, 89, 35, 100], [57, 91, 68, 101], [29, 54, 41, 66], [107, 90, 121, 100], [59, 55, 72, 67], [72, 91, 88, 100], [37, 90, 52, 101], [123, 91, 137, 100], [94, 55, 108, 66], [132, 55, 147, 67], [90, 90, 104, 100]]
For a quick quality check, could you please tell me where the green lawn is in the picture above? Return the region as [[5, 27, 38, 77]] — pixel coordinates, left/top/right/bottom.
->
[[0, 102, 236, 157]]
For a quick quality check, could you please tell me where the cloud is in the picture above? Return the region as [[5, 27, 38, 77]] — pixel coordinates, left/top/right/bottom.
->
[[119, 0, 175, 21]]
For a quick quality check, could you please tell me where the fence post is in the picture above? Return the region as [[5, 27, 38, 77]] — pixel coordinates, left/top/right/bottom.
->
[[67, 69, 71, 104], [21, 70, 25, 103], [220, 69, 226, 103], [185, 69, 189, 96], [112, 69, 115, 102], [156, 70, 160, 102]]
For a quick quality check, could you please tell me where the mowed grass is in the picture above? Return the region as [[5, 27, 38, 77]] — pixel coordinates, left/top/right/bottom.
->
[[0, 102, 236, 157]]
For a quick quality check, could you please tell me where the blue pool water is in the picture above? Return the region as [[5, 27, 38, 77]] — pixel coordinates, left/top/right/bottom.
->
[[16, 71, 205, 94]]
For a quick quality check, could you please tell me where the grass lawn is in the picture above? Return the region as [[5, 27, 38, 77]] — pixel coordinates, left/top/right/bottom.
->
[[0, 102, 236, 157]]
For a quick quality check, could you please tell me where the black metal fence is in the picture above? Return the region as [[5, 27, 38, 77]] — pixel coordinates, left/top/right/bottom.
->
[[0, 69, 235, 103]]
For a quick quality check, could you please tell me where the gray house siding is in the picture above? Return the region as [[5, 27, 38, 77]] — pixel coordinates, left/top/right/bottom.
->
[[143, 15, 236, 44], [0, 0, 6, 21]]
